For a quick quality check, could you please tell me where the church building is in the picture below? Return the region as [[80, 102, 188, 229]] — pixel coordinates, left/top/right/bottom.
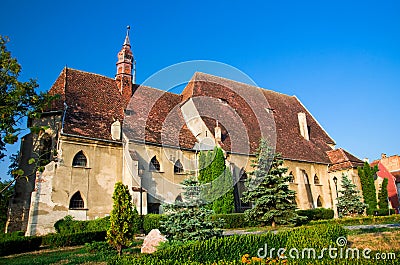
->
[[6, 28, 364, 235]]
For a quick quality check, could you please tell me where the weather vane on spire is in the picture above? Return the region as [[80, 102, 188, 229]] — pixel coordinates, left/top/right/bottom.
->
[[123, 25, 131, 46]]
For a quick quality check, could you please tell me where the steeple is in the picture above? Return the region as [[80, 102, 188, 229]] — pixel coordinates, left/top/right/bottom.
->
[[116, 26, 136, 103]]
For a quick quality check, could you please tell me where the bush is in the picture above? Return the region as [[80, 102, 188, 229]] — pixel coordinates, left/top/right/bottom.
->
[[210, 213, 259, 229], [85, 241, 117, 255], [142, 214, 166, 234], [310, 214, 400, 226], [154, 224, 345, 263], [54, 215, 110, 234], [155, 232, 284, 263], [373, 209, 396, 216], [42, 230, 106, 247], [296, 208, 334, 225], [0, 235, 42, 256]]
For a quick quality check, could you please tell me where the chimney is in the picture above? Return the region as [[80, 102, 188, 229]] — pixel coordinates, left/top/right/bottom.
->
[[363, 158, 369, 163], [381, 153, 387, 159], [215, 120, 222, 143], [298, 112, 309, 141]]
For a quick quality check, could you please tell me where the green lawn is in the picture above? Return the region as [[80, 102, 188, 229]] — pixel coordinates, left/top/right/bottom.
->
[[0, 246, 107, 265]]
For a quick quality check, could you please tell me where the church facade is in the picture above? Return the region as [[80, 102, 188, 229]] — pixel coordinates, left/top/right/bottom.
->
[[6, 29, 364, 235]]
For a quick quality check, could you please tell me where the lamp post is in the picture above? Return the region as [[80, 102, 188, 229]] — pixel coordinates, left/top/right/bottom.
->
[[138, 168, 144, 216], [333, 176, 338, 198]]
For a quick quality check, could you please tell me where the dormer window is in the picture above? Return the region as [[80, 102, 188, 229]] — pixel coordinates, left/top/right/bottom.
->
[[218, 98, 228, 105]]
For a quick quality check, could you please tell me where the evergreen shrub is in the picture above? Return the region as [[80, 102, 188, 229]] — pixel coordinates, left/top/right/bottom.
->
[[210, 213, 259, 228], [54, 215, 110, 234], [155, 224, 345, 263], [42, 230, 106, 247], [142, 214, 166, 234], [0, 235, 42, 256], [296, 208, 334, 225]]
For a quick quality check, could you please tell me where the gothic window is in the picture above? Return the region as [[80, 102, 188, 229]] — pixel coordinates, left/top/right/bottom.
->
[[238, 171, 251, 208], [72, 151, 87, 167], [39, 133, 52, 166], [69, 191, 84, 209], [302, 170, 310, 184], [288, 171, 295, 183], [317, 196, 323, 207], [150, 156, 160, 171], [314, 174, 320, 185], [174, 159, 184, 174]]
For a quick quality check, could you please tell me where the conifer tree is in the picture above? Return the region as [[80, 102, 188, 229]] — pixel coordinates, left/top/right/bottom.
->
[[241, 139, 302, 227], [358, 162, 378, 215], [107, 182, 139, 255], [378, 178, 389, 211], [160, 177, 223, 241], [336, 174, 367, 217], [198, 147, 234, 214]]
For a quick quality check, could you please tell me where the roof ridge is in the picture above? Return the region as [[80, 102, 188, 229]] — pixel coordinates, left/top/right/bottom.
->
[[191, 72, 296, 98], [65, 67, 115, 80], [136, 84, 180, 97]]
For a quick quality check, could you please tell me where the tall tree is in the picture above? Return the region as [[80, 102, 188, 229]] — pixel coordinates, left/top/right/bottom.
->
[[336, 174, 367, 217], [0, 180, 13, 232], [241, 138, 303, 227], [357, 162, 378, 215], [0, 36, 56, 193], [107, 182, 139, 255], [198, 147, 234, 214], [378, 178, 389, 211]]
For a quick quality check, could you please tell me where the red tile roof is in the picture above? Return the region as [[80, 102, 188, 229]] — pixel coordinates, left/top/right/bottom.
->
[[376, 162, 400, 210], [48, 68, 124, 141], [327, 148, 364, 172], [47, 69, 352, 165]]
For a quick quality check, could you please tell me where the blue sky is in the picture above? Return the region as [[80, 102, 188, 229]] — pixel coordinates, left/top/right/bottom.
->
[[1, 0, 399, 180]]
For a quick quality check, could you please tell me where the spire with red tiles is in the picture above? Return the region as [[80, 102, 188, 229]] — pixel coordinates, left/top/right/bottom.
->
[[116, 26, 135, 103]]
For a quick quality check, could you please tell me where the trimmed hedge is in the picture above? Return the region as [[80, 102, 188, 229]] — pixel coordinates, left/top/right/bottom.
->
[[296, 208, 334, 225], [310, 214, 400, 226], [54, 215, 110, 234], [0, 236, 42, 256], [42, 230, 107, 247], [210, 213, 259, 229], [153, 224, 346, 263], [0, 230, 107, 257], [373, 209, 396, 216], [143, 214, 166, 234]]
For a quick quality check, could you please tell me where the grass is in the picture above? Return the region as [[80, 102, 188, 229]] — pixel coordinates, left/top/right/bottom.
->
[[0, 246, 108, 265], [348, 230, 400, 252]]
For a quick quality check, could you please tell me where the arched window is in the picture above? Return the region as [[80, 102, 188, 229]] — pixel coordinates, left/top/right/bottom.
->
[[238, 171, 251, 209], [314, 174, 320, 185], [288, 171, 295, 183], [150, 156, 160, 171], [174, 159, 184, 174], [69, 191, 84, 209], [317, 196, 323, 207], [72, 151, 87, 167], [39, 133, 52, 166], [302, 170, 310, 184]]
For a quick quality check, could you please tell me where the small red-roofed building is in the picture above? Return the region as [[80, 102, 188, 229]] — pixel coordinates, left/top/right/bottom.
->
[[371, 154, 400, 213]]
